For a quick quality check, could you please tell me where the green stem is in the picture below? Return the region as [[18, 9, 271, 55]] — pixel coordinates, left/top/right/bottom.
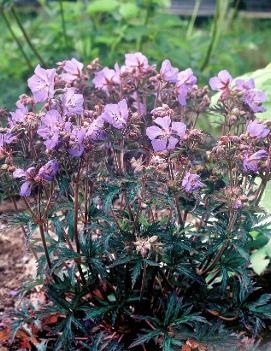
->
[[39, 223, 52, 269], [11, 5, 46, 66], [229, 0, 241, 24], [59, 0, 69, 50], [186, 0, 201, 39], [200, 3, 219, 71], [0, 8, 33, 70], [168, 156, 184, 228], [201, 0, 230, 71]]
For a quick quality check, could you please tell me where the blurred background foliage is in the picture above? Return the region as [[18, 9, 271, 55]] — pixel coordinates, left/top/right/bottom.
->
[[0, 0, 271, 109]]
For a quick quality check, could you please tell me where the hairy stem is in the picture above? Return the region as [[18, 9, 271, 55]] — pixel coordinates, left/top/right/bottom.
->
[[39, 223, 52, 269], [168, 156, 184, 227], [73, 181, 81, 254], [73, 177, 87, 285]]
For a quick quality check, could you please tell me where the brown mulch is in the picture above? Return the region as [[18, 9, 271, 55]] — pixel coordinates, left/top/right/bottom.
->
[[0, 200, 36, 321]]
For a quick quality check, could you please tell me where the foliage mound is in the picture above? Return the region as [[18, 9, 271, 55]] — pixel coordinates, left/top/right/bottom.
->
[[1, 53, 271, 350]]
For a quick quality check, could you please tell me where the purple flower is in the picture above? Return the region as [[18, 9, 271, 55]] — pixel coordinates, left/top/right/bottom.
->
[[0, 132, 16, 156], [28, 65, 56, 103], [62, 88, 84, 116], [247, 120, 269, 139], [176, 68, 197, 106], [69, 128, 86, 157], [243, 90, 267, 113], [0, 132, 15, 147], [234, 78, 266, 113], [38, 110, 64, 149], [100, 99, 129, 129], [182, 172, 203, 193], [124, 52, 149, 71], [160, 59, 178, 83], [209, 70, 232, 91], [146, 116, 186, 152], [61, 58, 83, 82], [9, 105, 28, 127], [13, 166, 36, 197], [37, 160, 59, 181], [93, 66, 119, 92], [177, 68, 197, 86], [243, 150, 267, 173], [86, 116, 105, 141], [235, 78, 255, 91], [233, 199, 242, 209]]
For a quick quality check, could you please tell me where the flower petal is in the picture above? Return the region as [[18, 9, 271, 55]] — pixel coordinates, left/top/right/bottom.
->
[[146, 126, 163, 140], [172, 122, 186, 138], [20, 181, 32, 197], [154, 116, 171, 130], [151, 137, 167, 152], [13, 168, 26, 178], [167, 136, 178, 150]]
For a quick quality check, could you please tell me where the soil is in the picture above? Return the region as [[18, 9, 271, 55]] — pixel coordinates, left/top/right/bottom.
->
[[0, 200, 36, 321]]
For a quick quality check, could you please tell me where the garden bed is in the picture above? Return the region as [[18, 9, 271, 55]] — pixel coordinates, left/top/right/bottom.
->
[[0, 200, 36, 320]]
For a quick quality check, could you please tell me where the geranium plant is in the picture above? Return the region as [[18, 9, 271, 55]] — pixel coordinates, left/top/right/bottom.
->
[[1, 53, 271, 350]]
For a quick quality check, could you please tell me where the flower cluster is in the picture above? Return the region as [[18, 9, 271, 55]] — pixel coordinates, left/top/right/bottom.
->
[[13, 160, 58, 196], [209, 70, 267, 113], [0, 55, 269, 202]]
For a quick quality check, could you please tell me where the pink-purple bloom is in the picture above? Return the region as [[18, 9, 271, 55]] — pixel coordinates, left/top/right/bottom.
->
[[93, 66, 120, 93], [68, 127, 86, 157], [233, 199, 242, 209], [0, 132, 15, 147], [243, 90, 267, 113], [234, 79, 266, 113], [176, 68, 197, 106], [37, 110, 67, 150], [182, 172, 203, 193], [13, 166, 36, 197], [246, 120, 269, 139], [243, 150, 268, 173], [146, 116, 186, 152], [235, 79, 255, 91], [28, 65, 56, 103], [85, 116, 105, 141], [209, 70, 232, 92], [124, 52, 149, 72], [160, 59, 179, 83], [100, 99, 129, 129], [0, 132, 15, 156], [13, 161, 58, 196], [37, 160, 59, 181], [62, 88, 84, 116], [9, 105, 28, 127], [61, 58, 83, 82]]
